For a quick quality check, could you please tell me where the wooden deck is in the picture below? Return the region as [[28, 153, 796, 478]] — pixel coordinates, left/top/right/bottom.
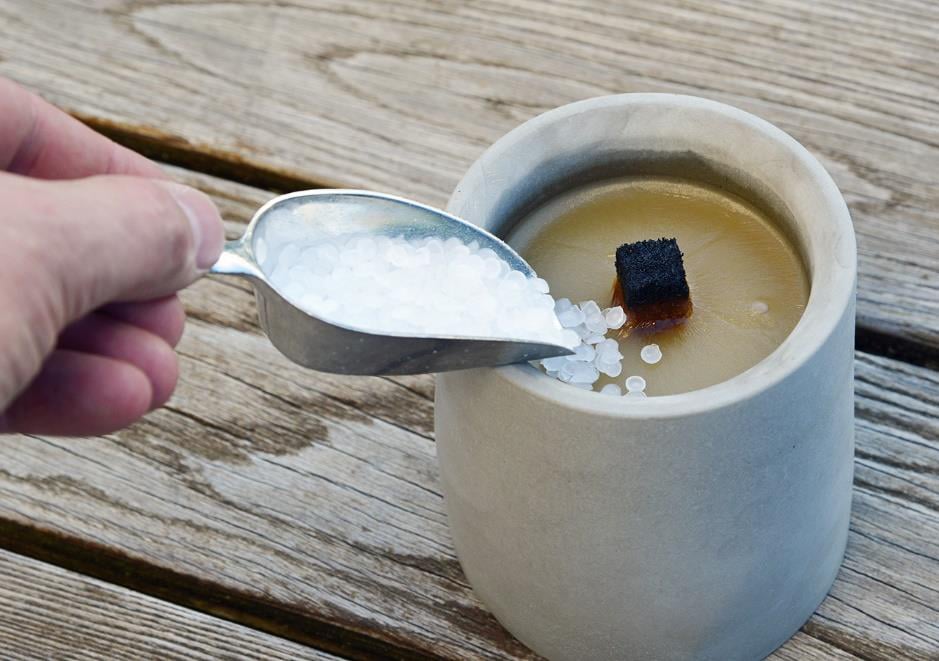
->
[[0, 1, 936, 659]]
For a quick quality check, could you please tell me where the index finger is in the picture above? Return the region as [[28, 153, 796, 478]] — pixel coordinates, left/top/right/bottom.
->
[[0, 76, 166, 180]]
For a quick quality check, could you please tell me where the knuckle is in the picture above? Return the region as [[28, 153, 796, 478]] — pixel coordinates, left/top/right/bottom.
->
[[137, 179, 196, 273]]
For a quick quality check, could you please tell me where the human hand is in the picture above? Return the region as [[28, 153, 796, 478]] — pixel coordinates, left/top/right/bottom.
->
[[0, 77, 224, 436]]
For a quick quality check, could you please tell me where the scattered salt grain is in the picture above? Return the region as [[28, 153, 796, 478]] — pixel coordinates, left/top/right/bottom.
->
[[625, 375, 647, 393], [750, 300, 769, 315], [559, 329, 582, 348], [535, 299, 651, 398], [572, 343, 597, 362], [640, 343, 662, 365], [603, 306, 627, 329], [580, 300, 602, 317], [584, 312, 608, 334], [568, 362, 600, 384], [597, 359, 623, 378], [571, 323, 592, 340], [597, 338, 622, 361], [542, 355, 569, 372], [556, 305, 585, 328]]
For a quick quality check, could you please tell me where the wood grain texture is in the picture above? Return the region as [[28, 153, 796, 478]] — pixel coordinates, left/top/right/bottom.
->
[[0, 0, 937, 352], [0, 548, 338, 660], [0, 168, 934, 659]]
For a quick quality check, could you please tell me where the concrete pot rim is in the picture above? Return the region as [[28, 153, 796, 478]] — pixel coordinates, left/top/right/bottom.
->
[[448, 93, 856, 420]]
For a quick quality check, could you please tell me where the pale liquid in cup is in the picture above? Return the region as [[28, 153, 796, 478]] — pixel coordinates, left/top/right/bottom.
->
[[508, 177, 810, 396]]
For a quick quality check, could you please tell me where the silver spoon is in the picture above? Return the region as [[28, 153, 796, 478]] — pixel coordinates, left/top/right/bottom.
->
[[209, 190, 573, 375]]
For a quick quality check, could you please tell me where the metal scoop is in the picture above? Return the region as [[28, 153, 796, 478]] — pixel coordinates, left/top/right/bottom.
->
[[209, 190, 573, 375]]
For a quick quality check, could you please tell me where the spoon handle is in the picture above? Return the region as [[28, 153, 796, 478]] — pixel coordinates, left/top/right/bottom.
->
[[209, 240, 263, 280]]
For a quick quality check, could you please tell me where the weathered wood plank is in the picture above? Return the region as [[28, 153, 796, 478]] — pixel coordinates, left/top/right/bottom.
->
[[0, 0, 937, 353], [0, 548, 338, 660], [0, 169, 935, 659]]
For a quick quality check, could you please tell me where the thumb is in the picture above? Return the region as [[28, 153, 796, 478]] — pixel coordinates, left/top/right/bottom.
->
[[3, 173, 224, 318]]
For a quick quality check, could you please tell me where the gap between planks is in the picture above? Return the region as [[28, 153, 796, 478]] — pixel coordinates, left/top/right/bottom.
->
[[0, 547, 341, 660], [0, 518, 429, 661]]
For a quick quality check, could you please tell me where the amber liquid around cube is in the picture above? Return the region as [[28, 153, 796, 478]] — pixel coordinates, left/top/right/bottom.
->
[[508, 177, 810, 396]]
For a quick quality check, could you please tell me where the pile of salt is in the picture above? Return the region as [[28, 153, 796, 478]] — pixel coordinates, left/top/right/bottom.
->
[[263, 233, 580, 350]]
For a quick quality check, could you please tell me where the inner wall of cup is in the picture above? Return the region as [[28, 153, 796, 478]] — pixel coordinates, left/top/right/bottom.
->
[[480, 151, 812, 286]]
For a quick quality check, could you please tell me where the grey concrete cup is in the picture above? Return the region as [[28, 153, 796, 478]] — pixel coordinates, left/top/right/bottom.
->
[[436, 94, 856, 660]]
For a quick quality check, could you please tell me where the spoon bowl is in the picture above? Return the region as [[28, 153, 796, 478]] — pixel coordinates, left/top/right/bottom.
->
[[210, 190, 573, 375]]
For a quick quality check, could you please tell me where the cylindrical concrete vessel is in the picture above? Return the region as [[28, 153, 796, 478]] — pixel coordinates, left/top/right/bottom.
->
[[436, 95, 856, 661]]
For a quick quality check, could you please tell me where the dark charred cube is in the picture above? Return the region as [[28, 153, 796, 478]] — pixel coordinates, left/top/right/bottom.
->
[[614, 238, 692, 325]]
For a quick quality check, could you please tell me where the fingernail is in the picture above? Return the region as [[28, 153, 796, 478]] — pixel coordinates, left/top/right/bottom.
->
[[160, 182, 225, 270]]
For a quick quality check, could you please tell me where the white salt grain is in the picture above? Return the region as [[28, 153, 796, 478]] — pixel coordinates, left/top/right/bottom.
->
[[597, 338, 622, 360], [559, 329, 582, 348], [554, 298, 573, 312], [597, 360, 623, 378], [580, 301, 602, 317], [542, 355, 569, 372], [532, 278, 550, 294], [572, 323, 592, 339], [572, 343, 597, 362], [584, 309, 608, 334], [557, 306, 585, 328], [640, 343, 663, 365], [535, 296, 647, 398], [625, 375, 647, 393], [568, 362, 600, 384], [750, 300, 769, 314], [603, 306, 627, 329]]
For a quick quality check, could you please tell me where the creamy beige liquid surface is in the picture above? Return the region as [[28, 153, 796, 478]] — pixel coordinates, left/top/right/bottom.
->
[[508, 178, 810, 396]]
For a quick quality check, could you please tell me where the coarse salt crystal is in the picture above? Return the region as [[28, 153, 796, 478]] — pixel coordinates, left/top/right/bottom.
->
[[557, 306, 585, 328], [531, 278, 550, 293], [625, 375, 647, 393], [542, 355, 568, 372], [579, 301, 602, 317], [597, 360, 623, 378], [584, 311, 608, 334], [572, 343, 597, 362], [640, 343, 663, 365], [603, 306, 627, 329], [750, 300, 769, 314], [568, 362, 600, 384]]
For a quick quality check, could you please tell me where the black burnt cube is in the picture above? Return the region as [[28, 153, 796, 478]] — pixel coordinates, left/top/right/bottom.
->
[[614, 238, 691, 325]]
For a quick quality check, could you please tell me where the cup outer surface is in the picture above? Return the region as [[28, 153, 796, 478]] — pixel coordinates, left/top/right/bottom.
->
[[436, 94, 857, 661]]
